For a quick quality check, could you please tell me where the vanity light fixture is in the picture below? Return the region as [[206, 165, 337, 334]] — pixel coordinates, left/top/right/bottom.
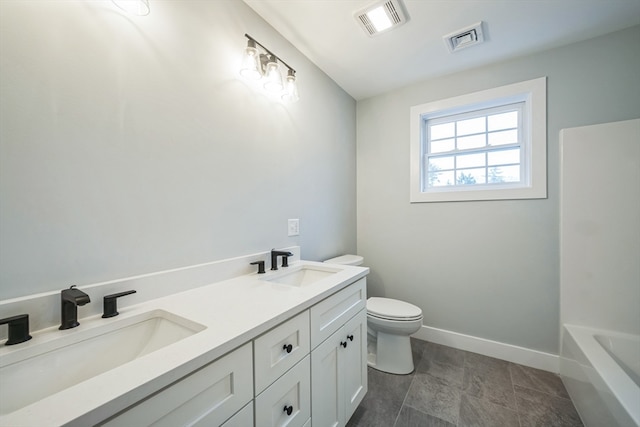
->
[[263, 55, 284, 93], [282, 69, 299, 102], [239, 34, 299, 102], [111, 0, 150, 16]]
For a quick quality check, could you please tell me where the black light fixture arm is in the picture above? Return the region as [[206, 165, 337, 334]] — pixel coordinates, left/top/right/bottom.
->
[[244, 34, 296, 74]]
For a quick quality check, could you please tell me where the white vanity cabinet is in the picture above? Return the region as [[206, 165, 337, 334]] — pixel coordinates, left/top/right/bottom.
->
[[99, 277, 366, 427], [310, 279, 368, 427], [101, 342, 253, 427]]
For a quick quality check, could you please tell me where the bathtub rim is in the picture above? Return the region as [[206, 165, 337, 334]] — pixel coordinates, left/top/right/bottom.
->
[[562, 324, 640, 426]]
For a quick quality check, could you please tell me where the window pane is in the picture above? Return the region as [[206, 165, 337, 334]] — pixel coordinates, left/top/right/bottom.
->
[[488, 111, 518, 131], [428, 170, 455, 187], [430, 122, 455, 140], [488, 129, 518, 146], [428, 156, 454, 171], [457, 117, 485, 136], [430, 138, 455, 153], [456, 152, 485, 169], [456, 168, 486, 185], [489, 165, 520, 183], [457, 134, 486, 150], [488, 148, 520, 166]]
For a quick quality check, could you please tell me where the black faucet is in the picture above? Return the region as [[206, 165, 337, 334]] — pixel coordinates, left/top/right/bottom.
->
[[0, 314, 32, 345], [59, 285, 91, 330], [271, 249, 293, 270], [250, 260, 266, 274], [102, 290, 136, 318]]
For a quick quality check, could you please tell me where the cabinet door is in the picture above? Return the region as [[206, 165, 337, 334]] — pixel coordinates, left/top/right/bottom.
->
[[311, 309, 368, 427], [255, 355, 311, 427], [341, 309, 367, 422], [310, 325, 344, 427]]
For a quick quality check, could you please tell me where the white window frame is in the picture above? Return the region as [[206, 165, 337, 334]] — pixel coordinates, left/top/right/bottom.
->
[[410, 77, 547, 202]]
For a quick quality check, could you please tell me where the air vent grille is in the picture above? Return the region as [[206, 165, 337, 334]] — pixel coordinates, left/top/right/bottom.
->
[[385, 1, 402, 25], [354, 0, 409, 37], [358, 14, 376, 36], [444, 22, 485, 53]]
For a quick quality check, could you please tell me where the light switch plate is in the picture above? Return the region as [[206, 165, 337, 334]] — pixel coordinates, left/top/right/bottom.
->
[[288, 219, 299, 236]]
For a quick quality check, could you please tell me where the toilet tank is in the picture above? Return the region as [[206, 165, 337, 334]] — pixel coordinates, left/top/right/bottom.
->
[[323, 254, 364, 266]]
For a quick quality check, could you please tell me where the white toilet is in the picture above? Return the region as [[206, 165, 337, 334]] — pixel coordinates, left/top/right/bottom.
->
[[324, 254, 423, 375]]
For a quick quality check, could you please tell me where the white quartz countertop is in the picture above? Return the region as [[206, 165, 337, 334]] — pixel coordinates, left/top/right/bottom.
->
[[0, 260, 369, 427]]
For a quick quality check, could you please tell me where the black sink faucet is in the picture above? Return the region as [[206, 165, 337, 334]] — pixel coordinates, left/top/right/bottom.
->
[[102, 290, 136, 318], [0, 314, 32, 345], [271, 249, 294, 271], [59, 285, 91, 330]]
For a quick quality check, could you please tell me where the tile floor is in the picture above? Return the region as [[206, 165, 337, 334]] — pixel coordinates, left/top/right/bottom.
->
[[347, 338, 583, 427]]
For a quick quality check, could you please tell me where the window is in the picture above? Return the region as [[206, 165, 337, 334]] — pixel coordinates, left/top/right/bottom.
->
[[410, 77, 547, 202]]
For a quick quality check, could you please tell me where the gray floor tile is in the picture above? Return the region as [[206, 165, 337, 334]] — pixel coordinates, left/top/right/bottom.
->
[[368, 365, 415, 405], [459, 394, 520, 427], [515, 384, 583, 427], [347, 367, 414, 427], [463, 352, 517, 410], [394, 405, 456, 427], [510, 363, 570, 398], [465, 351, 510, 371], [416, 357, 464, 388], [404, 372, 462, 425], [425, 341, 466, 368], [347, 399, 400, 427], [348, 341, 586, 427], [411, 337, 430, 368]]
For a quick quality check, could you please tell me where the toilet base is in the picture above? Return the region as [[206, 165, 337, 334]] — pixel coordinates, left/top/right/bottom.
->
[[367, 331, 414, 375]]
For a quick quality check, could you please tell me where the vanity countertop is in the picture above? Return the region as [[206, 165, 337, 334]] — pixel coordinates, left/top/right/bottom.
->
[[0, 260, 369, 427]]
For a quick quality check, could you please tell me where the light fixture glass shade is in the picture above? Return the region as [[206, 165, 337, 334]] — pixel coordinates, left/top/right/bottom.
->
[[112, 0, 150, 16], [239, 40, 262, 80], [282, 70, 299, 102], [263, 56, 284, 92]]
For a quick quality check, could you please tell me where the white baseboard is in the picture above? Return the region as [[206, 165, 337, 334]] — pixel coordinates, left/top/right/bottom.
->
[[412, 325, 559, 373]]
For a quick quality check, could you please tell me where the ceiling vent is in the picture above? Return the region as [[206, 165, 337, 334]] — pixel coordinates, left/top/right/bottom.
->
[[355, 0, 409, 37], [444, 22, 485, 53]]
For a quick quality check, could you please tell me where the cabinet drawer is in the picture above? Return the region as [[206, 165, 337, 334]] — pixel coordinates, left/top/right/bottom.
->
[[255, 355, 311, 427], [310, 278, 366, 349], [220, 402, 253, 427], [254, 310, 310, 394], [102, 343, 253, 427]]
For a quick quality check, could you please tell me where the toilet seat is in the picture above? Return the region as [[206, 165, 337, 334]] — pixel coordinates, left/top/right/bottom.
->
[[367, 297, 422, 321]]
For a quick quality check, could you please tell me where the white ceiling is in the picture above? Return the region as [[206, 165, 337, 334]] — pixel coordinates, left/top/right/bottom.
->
[[243, 0, 640, 100]]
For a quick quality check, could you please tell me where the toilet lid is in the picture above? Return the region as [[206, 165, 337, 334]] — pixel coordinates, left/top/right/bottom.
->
[[323, 254, 363, 266], [367, 297, 422, 320]]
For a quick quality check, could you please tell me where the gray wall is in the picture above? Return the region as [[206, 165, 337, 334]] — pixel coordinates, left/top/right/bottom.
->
[[357, 25, 640, 354], [0, 0, 357, 300]]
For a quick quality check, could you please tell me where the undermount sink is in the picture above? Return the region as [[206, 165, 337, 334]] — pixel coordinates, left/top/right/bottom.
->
[[263, 264, 341, 287], [0, 309, 205, 415]]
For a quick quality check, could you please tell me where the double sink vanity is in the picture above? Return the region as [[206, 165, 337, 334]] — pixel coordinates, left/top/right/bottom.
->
[[0, 248, 369, 426]]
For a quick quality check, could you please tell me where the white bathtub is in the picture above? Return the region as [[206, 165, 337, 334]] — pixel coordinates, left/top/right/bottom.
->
[[561, 324, 640, 426]]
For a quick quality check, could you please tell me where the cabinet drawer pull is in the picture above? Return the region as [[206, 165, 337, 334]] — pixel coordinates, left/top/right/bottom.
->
[[283, 343, 293, 353], [347, 334, 354, 341], [340, 341, 347, 348], [283, 405, 293, 416]]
